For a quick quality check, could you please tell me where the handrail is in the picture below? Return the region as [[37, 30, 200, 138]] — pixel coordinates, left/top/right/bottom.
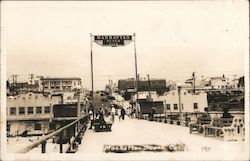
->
[[16, 115, 87, 153]]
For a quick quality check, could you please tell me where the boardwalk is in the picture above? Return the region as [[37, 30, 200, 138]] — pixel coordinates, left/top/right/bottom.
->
[[76, 116, 247, 160]]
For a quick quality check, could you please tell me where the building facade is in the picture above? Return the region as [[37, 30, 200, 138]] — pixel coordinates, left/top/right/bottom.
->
[[159, 89, 208, 114], [41, 77, 82, 93], [7, 92, 62, 136]]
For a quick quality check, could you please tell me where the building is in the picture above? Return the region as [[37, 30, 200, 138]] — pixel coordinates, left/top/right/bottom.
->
[[118, 78, 168, 100], [41, 77, 82, 93], [159, 89, 208, 114], [7, 92, 62, 136], [210, 76, 229, 89], [158, 88, 208, 122]]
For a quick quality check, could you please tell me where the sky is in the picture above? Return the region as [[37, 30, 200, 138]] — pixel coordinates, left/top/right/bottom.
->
[[1, 1, 248, 89]]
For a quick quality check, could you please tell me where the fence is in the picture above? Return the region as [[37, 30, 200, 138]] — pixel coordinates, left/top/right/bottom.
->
[[16, 115, 88, 153]]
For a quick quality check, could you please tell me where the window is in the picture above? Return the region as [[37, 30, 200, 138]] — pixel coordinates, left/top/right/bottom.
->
[[174, 104, 178, 110], [166, 104, 170, 110], [44, 106, 50, 114], [10, 107, 16, 115], [36, 107, 42, 114], [19, 107, 25, 115], [28, 107, 34, 114], [182, 104, 184, 110], [194, 103, 198, 109], [35, 123, 42, 130]]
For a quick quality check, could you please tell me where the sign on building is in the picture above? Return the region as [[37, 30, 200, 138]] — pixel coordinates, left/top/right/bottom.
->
[[94, 35, 133, 47]]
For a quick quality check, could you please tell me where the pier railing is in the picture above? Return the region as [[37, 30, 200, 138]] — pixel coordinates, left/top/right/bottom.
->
[[16, 115, 88, 153]]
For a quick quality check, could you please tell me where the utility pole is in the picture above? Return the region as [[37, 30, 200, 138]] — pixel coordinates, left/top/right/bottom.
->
[[133, 33, 139, 119], [77, 88, 81, 130], [90, 33, 95, 119], [192, 72, 195, 93]]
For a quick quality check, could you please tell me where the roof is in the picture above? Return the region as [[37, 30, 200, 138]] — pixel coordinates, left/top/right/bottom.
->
[[210, 77, 228, 80], [42, 77, 81, 81]]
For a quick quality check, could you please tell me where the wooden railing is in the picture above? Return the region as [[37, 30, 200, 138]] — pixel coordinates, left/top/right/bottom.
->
[[16, 115, 88, 153]]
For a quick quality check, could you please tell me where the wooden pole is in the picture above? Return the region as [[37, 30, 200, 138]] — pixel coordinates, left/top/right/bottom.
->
[[90, 33, 95, 118], [133, 33, 139, 119]]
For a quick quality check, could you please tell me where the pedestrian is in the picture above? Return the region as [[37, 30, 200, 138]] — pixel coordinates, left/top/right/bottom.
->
[[149, 110, 153, 121], [117, 107, 121, 121], [88, 109, 94, 129], [111, 105, 116, 122], [98, 108, 104, 121], [151, 107, 156, 121], [121, 107, 126, 120]]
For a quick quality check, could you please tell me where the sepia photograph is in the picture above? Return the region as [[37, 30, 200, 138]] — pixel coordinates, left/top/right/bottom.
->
[[0, 1, 249, 161]]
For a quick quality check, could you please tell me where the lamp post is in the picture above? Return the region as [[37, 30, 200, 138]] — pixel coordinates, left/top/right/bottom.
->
[[76, 86, 81, 130]]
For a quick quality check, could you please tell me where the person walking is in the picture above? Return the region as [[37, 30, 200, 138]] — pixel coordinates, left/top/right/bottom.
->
[[88, 109, 94, 129], [121, 107, 126, 120]]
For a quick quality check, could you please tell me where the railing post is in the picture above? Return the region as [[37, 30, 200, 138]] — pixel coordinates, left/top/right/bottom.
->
[[189, 124, 192, 134], [204, 127, 208, 137], [59, 132, 63, 153], [41, 141, 46, 153]]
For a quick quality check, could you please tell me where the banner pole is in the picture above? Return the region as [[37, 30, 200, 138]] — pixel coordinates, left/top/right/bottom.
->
[[133, 33, 139, 119], [90, 33, 94, 118]]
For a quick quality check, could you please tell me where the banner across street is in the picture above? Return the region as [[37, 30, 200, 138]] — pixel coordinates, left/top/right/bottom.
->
[[94, 35, 133, 47]]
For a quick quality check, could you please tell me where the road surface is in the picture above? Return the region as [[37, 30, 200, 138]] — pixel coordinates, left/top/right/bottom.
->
[[76, 116, 247, 161]]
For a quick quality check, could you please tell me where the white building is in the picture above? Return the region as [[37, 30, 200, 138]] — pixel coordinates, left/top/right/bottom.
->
[[159, 89, 208, 114], [42, 77, 82, 93], [7, 92, 62, 136], [210, 76, 229, 89], [132, 89, 208, 116]]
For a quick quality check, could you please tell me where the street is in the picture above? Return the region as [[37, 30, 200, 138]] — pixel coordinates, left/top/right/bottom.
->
[[76, 116, 247, 160]]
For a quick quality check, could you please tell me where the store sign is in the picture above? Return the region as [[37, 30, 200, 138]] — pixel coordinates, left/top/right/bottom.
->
[[94, 35, 132, 47]]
